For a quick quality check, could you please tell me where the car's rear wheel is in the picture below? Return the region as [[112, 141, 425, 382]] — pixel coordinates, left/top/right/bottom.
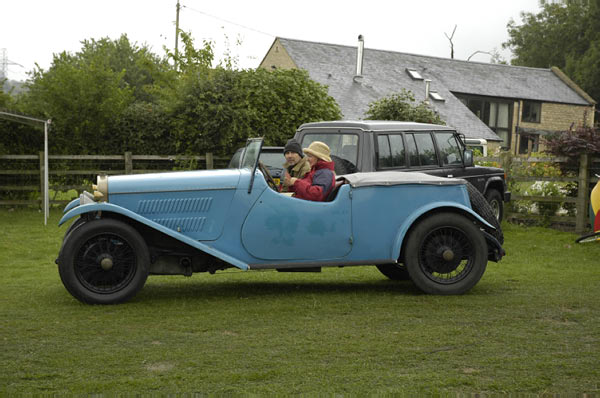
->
[[58, 218, 149, 304], [405, 212, 488, 295], [376, 264, 410, 280]]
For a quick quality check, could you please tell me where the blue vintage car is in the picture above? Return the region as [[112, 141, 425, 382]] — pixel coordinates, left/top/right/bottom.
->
[[57, 138, 504, 304]]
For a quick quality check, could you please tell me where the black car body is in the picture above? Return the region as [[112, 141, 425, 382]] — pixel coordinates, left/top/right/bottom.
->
[[294, 120, 510, 221], [229, 146, 285, 185]]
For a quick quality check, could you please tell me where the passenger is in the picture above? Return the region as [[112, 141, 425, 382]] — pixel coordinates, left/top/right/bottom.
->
[[280, 139, 311, 193], [284, 141, 336, 201]]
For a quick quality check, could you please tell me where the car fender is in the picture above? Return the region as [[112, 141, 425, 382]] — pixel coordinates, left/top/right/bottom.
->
[[391, 201, 495, 260], [483, 176, 505, 195], [63, 197, 81, 213], [59, 202, 250, 270]]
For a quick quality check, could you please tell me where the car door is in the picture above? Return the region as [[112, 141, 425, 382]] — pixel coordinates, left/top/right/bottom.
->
[[240, 186, 352, 261]]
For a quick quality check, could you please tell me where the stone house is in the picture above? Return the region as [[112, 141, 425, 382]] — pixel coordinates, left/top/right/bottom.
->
[[259, 36, 596, 155]]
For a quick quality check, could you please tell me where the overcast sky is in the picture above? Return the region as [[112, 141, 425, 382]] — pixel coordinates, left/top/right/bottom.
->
[[2, 0, 541, 82]]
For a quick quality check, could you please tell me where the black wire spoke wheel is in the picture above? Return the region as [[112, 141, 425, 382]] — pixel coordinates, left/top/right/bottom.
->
[[418, 226, 473, 284], [75, 233, 137, 294], [405, 212, 488, 295], [58, 218, 149, 304]]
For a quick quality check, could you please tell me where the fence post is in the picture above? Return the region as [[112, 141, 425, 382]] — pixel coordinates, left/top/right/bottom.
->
[[576, 153, 589, 234], [124, 152, 133, 174], [39, 151, 45, 210], [206, 152, 214, 170]]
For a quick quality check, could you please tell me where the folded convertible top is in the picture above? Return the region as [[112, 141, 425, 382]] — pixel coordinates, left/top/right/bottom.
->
[[340, 171, 466, 188]]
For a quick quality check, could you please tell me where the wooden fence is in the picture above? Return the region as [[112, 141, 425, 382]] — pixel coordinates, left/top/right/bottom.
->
[[1, 152, 598, 233], [0, 152, 228, 207], [476, 153, 599, 233]]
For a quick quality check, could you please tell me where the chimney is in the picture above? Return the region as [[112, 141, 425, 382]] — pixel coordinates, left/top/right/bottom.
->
[[424, 79, 431, 104], [356, 35, 364, 77]]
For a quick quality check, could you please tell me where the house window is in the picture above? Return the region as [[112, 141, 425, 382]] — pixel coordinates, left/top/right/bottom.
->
[[457, 94, 513, 150], [429, 91, 445, 101], [406, 68, 423, 80], [522, 101, 541, 123]]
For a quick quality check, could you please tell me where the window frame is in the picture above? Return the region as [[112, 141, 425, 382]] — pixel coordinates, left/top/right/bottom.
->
[[374, 133, 408, 170], [522, 101, 542, 123], [456, 93, 514, 150], [433, 131, 464, 166]]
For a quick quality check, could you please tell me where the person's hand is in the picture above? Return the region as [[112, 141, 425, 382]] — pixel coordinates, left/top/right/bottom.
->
[[283, 171, 296, 187]]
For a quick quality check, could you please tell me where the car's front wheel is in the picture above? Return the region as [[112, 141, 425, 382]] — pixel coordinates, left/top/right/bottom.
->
[[58, 218, 149, 304], [404, 212, 488, 295], [485, 189, 504, 222]]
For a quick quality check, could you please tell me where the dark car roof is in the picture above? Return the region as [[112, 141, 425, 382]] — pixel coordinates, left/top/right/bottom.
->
[[298, 120, 455, 132], [232, 146, 283, 154], [261, 146, 284, 152]]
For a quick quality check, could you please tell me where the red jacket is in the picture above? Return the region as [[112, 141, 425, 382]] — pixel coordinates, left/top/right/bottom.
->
[[291, 160, 336, 201]]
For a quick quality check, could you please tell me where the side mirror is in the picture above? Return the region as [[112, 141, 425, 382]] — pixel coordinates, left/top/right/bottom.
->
[[463, 149, 474, 167]]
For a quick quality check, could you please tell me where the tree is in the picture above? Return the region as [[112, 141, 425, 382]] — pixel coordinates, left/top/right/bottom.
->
[[169, 67, 342, 155], [0, 81, 12, 108], [164, 30, 214, 74], [19, 34, 175, 154], [503, 0, 600, 102], [364, 89, 444, 124]]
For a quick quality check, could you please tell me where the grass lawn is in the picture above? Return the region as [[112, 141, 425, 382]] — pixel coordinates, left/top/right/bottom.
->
[[1, 208, 599, 394]]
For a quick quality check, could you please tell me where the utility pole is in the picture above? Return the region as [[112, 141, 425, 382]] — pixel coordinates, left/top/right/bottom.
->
[[174, 0, 181, 70]]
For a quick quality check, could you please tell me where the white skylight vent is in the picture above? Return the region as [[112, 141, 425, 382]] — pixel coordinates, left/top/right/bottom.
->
[[429, 91, 445, 101], [406, 68, 423, 80]]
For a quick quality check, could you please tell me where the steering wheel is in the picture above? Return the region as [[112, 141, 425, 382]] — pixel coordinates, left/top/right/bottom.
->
[[258, 161, 279, 191]]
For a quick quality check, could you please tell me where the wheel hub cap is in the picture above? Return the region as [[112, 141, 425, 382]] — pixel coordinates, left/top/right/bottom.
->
[[100, 256, 114, 271], [442, 249, 455, 261]]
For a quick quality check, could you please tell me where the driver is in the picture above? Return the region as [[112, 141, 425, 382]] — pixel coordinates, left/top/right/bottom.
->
[[283, 141, 336, 201], [280, 139, 311, 193]]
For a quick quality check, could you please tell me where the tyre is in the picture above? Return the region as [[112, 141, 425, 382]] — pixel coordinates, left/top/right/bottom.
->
[[58, 218, 149, 304], [331, 155, 358, 175], [485, 189, 504, 223], [404, 212, 488, 295], [466, 182, 504, 244], [376, 264, 410, 280], [63, 216, 86, 239], [575, 231, 600, 243]]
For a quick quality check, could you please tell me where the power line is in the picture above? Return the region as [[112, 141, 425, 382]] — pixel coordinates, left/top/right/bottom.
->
[[181, 4, 276, 38]]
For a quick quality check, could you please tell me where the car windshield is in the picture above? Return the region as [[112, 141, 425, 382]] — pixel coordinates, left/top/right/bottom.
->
[[240, 138, 263, 170], [241, 138, 264, 193]]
